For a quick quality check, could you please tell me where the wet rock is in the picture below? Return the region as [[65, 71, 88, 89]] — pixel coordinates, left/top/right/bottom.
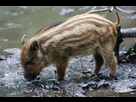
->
[[128, 84, 136, 89], [0, 53, 7, 61], [112, 79, 136, 93], [52, 86, 60, 91], [63, 83, 86, 97], [80, 79, 110, 91], [74, 92, 87, 97], [79, 83, 89, 90], [88, 81, 98, 89], [98, 81, 110, 89], [82, 69, 92, 75], [97, 74, 109, 80]]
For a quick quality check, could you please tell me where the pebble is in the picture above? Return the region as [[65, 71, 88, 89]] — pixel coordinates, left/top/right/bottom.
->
[[52, 86, 60, 91], [5, 74, 9, 77], [128, 83, 136, 89]]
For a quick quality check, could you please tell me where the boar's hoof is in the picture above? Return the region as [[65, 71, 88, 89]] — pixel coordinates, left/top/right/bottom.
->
[[109, 74, 117, 80]]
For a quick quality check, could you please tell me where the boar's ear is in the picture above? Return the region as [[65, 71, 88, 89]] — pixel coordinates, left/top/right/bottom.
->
[[30, 41, 39, 53], [22, 35, 28, 46]]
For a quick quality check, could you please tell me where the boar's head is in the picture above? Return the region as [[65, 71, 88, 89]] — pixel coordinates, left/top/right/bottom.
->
[[21, 35, 48, 81]]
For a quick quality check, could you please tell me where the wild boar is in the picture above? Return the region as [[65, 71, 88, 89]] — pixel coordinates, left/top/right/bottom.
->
[[21, 12, 120, 81]]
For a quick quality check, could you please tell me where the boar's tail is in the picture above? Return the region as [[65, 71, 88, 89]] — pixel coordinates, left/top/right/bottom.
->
[[114, 11, 120, 27]]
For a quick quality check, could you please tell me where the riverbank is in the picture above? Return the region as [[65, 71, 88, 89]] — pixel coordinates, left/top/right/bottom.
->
[[0, 47, 136, 97]]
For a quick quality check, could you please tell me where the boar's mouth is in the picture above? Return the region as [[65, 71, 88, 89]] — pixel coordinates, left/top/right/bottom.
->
[[24, 72, 39, 81]]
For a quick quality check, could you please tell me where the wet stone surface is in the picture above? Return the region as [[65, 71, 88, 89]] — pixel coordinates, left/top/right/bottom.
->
[[1, 48, 136, 97]]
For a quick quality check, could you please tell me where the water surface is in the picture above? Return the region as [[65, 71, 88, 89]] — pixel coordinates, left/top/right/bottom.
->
[[0, 6, 136, 54]]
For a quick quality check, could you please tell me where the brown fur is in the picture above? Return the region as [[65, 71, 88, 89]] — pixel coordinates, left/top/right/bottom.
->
[[21, 12, 120, 81]]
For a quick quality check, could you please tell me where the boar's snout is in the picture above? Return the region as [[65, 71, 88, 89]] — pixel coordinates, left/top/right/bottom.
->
[[24, 72, 38, 81]]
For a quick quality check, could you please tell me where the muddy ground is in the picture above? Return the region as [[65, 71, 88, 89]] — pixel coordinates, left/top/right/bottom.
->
[[0, 47, 136, 97]]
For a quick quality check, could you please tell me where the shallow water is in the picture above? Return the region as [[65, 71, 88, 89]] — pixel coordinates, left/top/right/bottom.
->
[[0, 6, 91, 53], [1, 6, 136, 97], [0, 6, 136, 53]]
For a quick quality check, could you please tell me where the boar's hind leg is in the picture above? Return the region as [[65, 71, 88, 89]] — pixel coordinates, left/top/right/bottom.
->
[[56, 56, 68, 81], [92, 51, 104, 76], [100, 47, 117, 79]]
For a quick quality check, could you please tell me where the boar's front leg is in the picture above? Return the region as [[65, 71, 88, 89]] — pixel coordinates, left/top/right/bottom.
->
[[56, 55, 69, 81]]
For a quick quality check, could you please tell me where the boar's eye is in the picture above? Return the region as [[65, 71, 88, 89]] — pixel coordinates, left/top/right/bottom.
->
[[26, 58, 34, 65]]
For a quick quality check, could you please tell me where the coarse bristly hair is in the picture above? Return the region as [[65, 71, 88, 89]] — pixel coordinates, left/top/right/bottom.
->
[[21, 12, 120, 81]]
